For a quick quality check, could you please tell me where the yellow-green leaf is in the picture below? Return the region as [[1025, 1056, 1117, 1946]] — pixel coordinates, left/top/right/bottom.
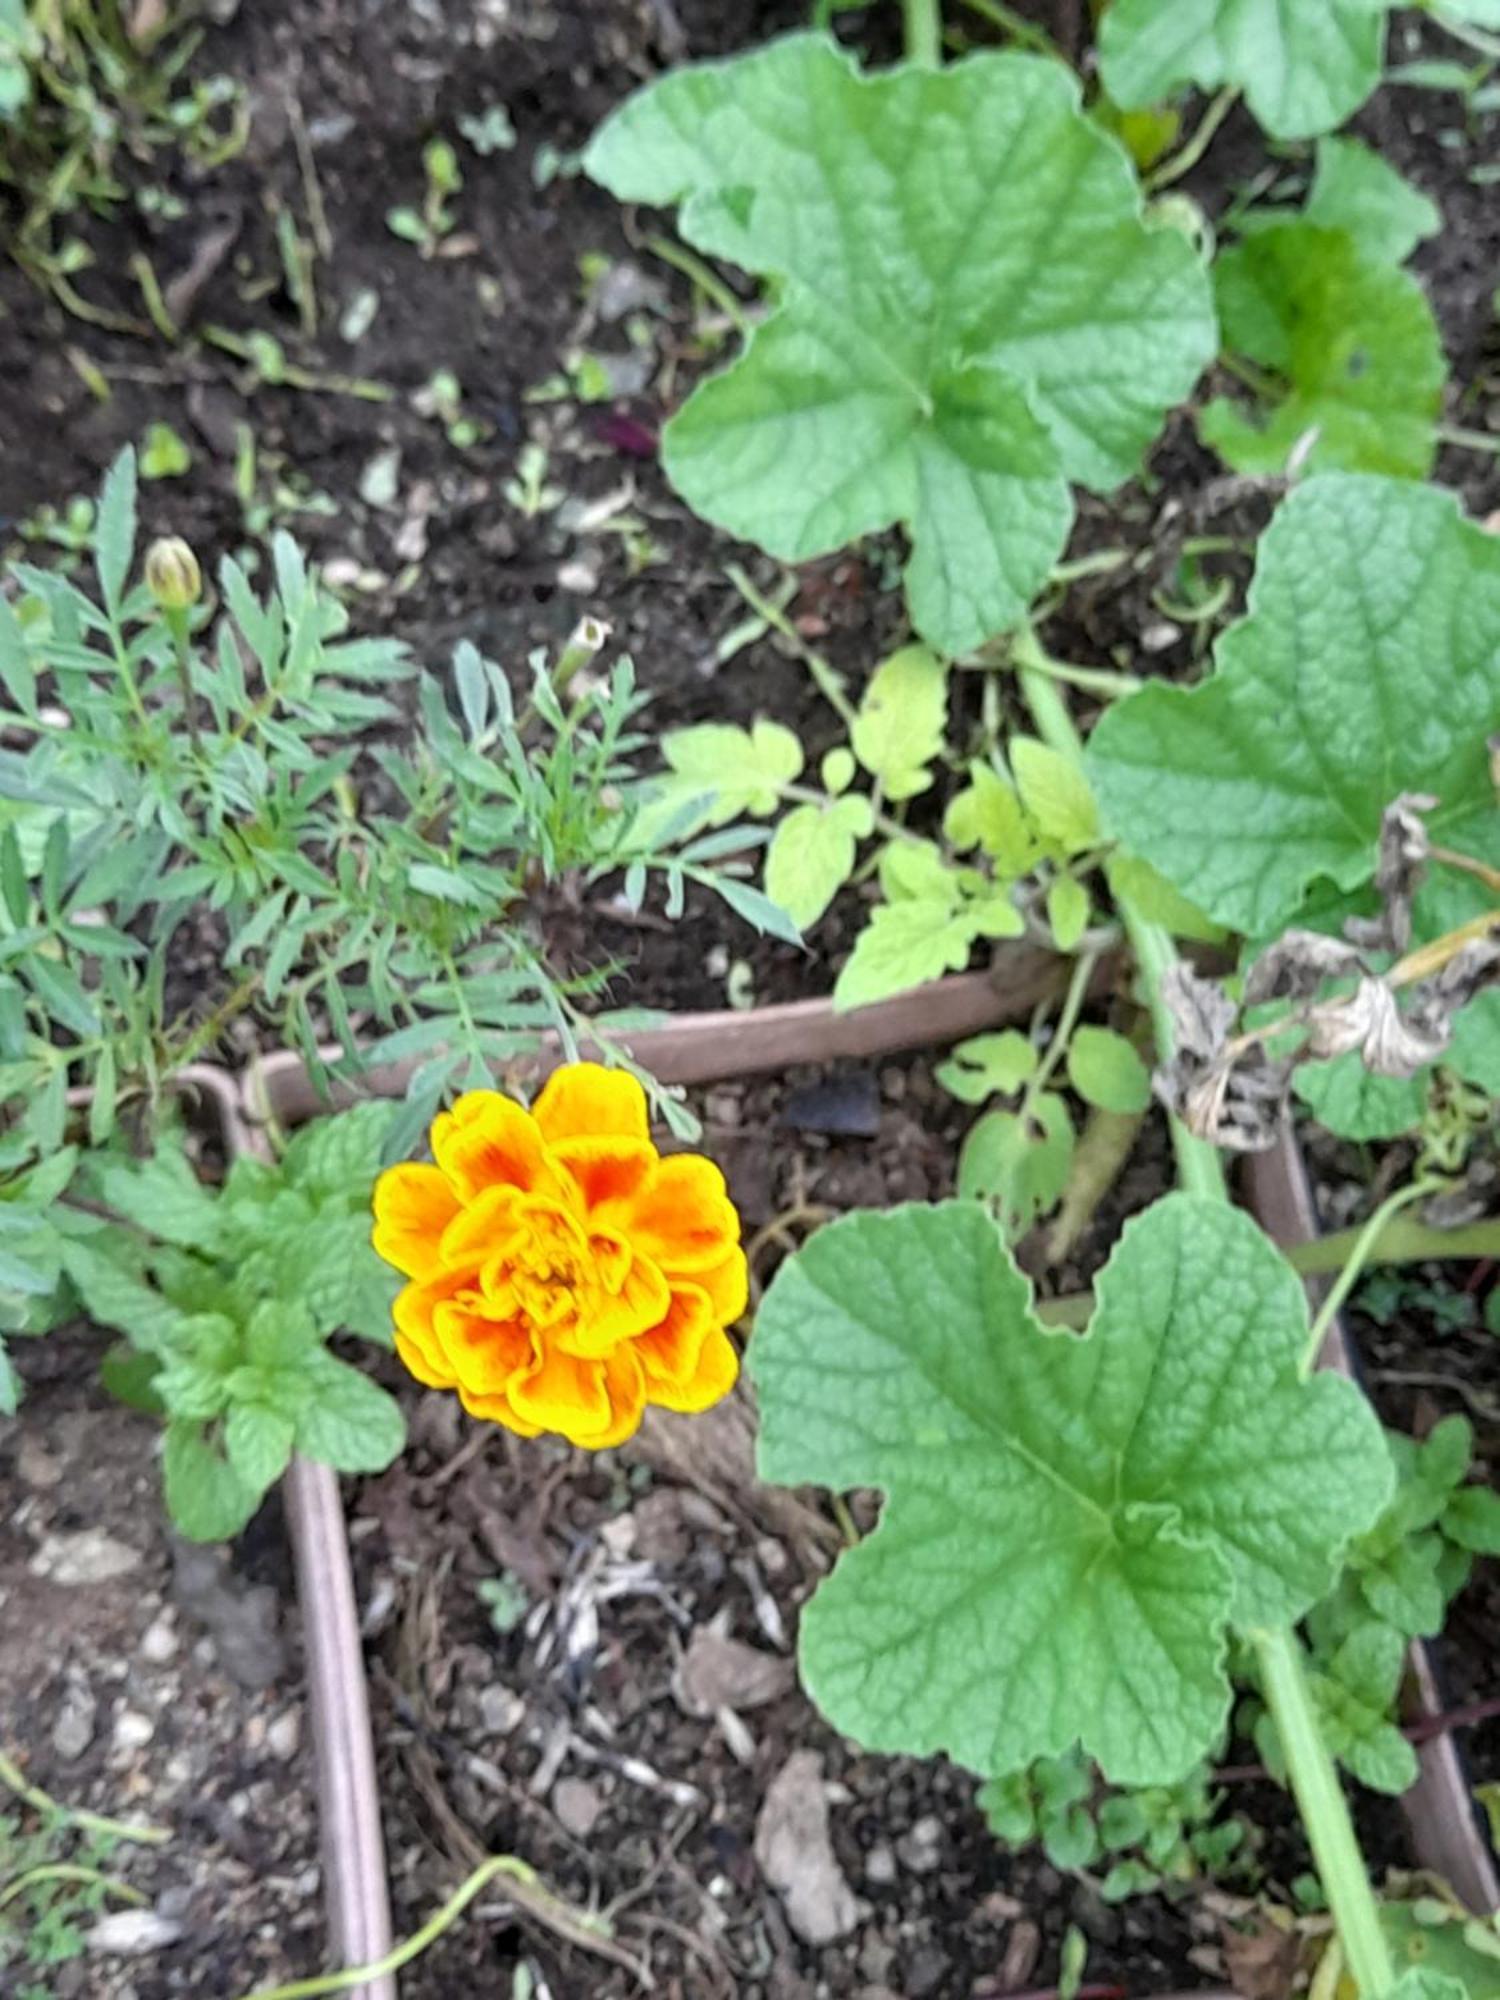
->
[[662, 719, 804, 824], [764, 795, 874, 929], [944, 762, 1040, 877], [851, 645, 947, 800], [1011, 737, 1100, 855], [1047, 875, 1090, 951], [1067, 1026, 1151, 1114]]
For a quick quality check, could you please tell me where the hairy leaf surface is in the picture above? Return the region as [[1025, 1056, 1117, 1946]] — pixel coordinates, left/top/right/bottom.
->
[[753, 1194, 1390, 1784], [587, 35, 1214, 651], [1099, 0, 1386, 141]]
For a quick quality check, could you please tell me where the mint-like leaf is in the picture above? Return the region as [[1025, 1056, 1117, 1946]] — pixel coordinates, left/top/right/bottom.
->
[[162, 1421, 261, 1542], [295, 1355, 405, 1473], [1099, 0, 1385, 141], [92, 1146, 223, 1252], [586, 35, 1213, 652], [1201, 223, 1442, 478], [225, 1403, 296, 1493], [753, 1193, 1390, 1785]]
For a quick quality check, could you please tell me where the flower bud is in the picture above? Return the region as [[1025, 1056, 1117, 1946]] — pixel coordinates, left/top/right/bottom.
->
[[144, 536, 201, 611]]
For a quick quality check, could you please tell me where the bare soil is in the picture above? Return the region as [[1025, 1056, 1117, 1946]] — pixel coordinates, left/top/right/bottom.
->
[[2, 0, 1498, 1994]]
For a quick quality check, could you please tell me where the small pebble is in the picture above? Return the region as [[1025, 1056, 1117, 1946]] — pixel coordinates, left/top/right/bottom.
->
[[477, 1684, 524, 1735], [864, 1842, 898, 1887], [267, 1709, 301, 1761], [140, 1614, 178, 1665], [552, 1776, 604, 1838], [894, 1815, 943, 1874], [112, 1709, 155, 1753], [52, 1683, 97, 1761]]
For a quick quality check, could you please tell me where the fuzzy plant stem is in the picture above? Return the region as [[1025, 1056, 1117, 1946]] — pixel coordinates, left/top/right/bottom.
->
[[903, 0, 942, 64], [1014, 650, 1397, 2000]]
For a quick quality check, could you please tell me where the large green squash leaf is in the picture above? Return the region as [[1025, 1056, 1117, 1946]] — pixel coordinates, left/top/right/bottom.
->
[[1089, 477, 1500, 936], [586, 34, 1215, 653], [753, 1194, 1390, 1786], [1201, 223, 1443, 479], [1088, 477, 1500, 1108], [1099, 0, 1387, 141]]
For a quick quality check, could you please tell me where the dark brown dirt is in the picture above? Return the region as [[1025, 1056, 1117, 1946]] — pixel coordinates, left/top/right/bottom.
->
[[0, 1339, 321, 1999], [4, 0, 1499, 1993]]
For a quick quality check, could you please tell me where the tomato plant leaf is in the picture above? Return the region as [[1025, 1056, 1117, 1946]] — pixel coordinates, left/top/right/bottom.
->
[[1099, 0, 1386, 141], [834, 882, 1022, 1011], [1068, 1025, 1151, 1113], [586, 35, 1214, 652], [850, 646, 946, 800], [764, 796, 872, 929], [753, 1194, 1391, 1785], [1201, 223, 1443, 477]]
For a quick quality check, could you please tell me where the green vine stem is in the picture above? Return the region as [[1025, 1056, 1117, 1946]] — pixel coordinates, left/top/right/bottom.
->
[[903, 0, 942, 64], [1253, 1628, 1396, 1998], [0, 1748, 169, 1848], [1300, 1177, 1447, 1377], [1286, 1212, 1500, 1276], [229, 1851, 643, 2000], [0, 1863, 146, 1913], [1013, 645, 1398, 2000]]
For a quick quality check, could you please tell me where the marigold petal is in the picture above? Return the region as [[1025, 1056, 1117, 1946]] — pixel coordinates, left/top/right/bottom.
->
[[532, 1063, 649, 1145], [585, 1346, 648, 1449], [457, 1383, 543, 1437], [509, 1345, 614, 1438], [439, 1183, 527, 1268], [432, 1092, 548, 1201], [635, 1284, 714, 1390], [651, 1324, 739, 1414], [435, 1300, 532, 1398], [372, 1163, 462, 1278], [627, 1155, 742, 1274], [570, 1251, 671, 1357], [392, 1269, 470, 1384], [395, 1328, 456, 1391], [695, 1248, 749, 1327], [551, 1136, 658, 1216]]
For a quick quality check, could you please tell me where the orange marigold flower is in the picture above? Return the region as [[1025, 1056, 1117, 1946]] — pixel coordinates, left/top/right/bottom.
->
[[370, 1063, 747, 1448]]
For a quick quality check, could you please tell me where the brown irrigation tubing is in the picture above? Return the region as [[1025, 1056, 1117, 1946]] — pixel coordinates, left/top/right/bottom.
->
[[243, 951, 1104, 1128], [228, 1100, 398, 2000], [1244, 1130, 1500, 1917]]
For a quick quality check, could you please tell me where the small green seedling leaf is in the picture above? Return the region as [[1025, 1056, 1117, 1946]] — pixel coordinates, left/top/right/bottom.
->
[[1304, 138, 1441, 267], [957, 1095, 1074, 1237], [660, 721, 803, 825], [752, 1194, 1392, 1785], [1100, 0, 1385, 141], [1047, 874, 1091, 952], [764, 795, 873, 929], [585, 35, 1214, 652], [1105, 854, 1224, 945], [850, 645, 947, 800], [1068, 1026, 1151, 1114], [944, 763, 1040, 877], [1010, 737, 1099, 855], [834, 860, 1023, 1011], [936, 1030, 1038, 1103], [140, 422, 193, 480], [1202, 223, 1443, 478]]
